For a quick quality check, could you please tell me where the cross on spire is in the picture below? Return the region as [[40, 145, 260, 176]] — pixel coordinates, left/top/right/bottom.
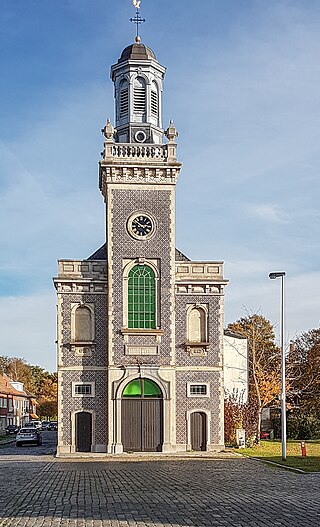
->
[[130, 1, 146, 43]]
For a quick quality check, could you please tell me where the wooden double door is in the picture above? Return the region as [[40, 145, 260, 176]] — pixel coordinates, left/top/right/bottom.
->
[[122, 398, 163, 452]]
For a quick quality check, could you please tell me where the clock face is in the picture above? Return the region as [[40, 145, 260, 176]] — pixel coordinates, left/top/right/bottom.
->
[[131, 215, 153, 237], [128, 213, 155, 239]]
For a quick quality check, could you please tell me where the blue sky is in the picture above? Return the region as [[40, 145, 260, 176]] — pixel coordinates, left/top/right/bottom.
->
[[1, 0, 319, 372]]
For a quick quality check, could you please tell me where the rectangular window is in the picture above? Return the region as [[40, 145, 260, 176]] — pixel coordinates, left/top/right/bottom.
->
[[72, 383, 95, 397], [188, 383, 209, 397]]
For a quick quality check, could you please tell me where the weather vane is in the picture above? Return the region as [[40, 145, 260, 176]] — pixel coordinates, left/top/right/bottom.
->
[[130, 0, 146, 43]]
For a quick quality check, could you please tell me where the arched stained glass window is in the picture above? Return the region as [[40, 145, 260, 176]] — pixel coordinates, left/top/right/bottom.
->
[[128, 265, 156, 329], [122, 378, 162, 398]]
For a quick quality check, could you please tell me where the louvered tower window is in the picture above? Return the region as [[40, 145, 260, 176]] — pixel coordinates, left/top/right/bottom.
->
[[151, 81, 158, 116], [119, 80, 129, 118], [128, 265, 156, 329], [134, 77, 146, 116]]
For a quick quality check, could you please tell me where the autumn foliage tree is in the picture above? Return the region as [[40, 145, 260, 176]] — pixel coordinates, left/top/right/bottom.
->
[[287, 328, 320, 438], [224, 390, 258, 446], [37, 374, 58, 418], [0, 356, 57, 419], [227, 313, 283, 442]]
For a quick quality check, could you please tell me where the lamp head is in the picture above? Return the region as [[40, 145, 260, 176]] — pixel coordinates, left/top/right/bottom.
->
[[269, 272, 286, 280]]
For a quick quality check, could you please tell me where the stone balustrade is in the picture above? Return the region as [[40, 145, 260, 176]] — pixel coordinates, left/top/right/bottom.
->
[[101, 142, 179, 164], [113, 143, 168, 159]]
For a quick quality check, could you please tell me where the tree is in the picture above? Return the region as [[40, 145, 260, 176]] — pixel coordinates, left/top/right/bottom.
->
[[0, 355, 57, 418], [288, 328, 320, 415], [0, 356, 33, 388], [224, 390, 258, 447], [227, 313, 283, 442], [37, 375, 58, 419]]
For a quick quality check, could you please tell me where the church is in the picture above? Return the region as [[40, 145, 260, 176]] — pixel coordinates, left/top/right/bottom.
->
[[53, 30, 230, 455]]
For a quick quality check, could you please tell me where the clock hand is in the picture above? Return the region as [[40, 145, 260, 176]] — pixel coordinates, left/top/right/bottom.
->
[[134, 220, 146, 229]]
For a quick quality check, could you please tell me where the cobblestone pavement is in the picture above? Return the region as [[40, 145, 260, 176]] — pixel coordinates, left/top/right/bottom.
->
[[0, 438, 320, 527]]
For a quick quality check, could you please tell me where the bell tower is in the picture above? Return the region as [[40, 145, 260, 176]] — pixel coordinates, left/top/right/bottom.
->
[[99, 8, 182, 449]]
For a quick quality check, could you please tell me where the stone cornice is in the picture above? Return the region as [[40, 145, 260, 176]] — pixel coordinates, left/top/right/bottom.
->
[[99, 164, 181, 190], [54, 280, 107, 294]]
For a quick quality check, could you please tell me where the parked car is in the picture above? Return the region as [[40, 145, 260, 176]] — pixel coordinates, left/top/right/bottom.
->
[[25, 420, 42, 429], [41, 421, 50, 430], [5, 424, 20, 435], [16, 427, 42, 447], [47, 421, 58, 431]]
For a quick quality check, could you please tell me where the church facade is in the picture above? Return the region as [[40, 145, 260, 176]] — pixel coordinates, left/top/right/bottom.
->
[[54, 40, 228, 455]]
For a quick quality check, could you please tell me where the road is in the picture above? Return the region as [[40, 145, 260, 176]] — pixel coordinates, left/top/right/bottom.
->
[[0, 433, 320, 526]]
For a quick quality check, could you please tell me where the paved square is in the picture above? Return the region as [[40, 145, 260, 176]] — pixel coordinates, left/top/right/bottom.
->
[[0, 449, 320, 526]]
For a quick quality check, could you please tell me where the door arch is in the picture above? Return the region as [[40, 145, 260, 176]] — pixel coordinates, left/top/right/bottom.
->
[[121, 378, 163, 452], [190, 411, 207, 451], [75, 411, 92, 452]]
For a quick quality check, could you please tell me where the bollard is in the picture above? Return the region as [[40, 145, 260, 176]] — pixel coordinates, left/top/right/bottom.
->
[[301, 441, 307, 457]]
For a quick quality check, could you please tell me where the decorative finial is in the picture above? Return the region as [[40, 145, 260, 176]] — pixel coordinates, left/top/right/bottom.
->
[[130, 0, 146, 42], [165, 120, 179, 143], [101, 118, 116, 141]]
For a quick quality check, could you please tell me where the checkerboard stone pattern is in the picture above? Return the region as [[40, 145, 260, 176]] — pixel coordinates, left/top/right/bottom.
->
[[61, 370, 108, 446], [175, 294, 223, 446], [57, 259, 225, 450], [110, 188, 174, 367], [59, 293, 108, 447], [61, 293, 108, 368]]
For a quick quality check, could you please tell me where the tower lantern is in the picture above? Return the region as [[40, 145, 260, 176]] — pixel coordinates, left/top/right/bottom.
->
[[110, 43, 166, 144]]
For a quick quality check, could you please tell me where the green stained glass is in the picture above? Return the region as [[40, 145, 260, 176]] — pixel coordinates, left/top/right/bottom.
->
[[123, 379, 142, 397], [123, 379, 162, 398], [127, 265, 156, 329], [143, 379, 162, 397]]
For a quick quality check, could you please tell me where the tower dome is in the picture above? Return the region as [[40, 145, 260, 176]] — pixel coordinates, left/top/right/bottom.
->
[[118, 43, 157, 63], [110, 42, 166, 144]]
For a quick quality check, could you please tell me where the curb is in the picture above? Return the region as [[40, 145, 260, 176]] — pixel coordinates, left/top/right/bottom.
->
[[55, 450, 238, 461]]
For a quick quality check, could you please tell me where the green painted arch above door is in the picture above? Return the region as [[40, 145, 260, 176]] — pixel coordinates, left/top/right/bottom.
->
[[122, 378, 162, 398]]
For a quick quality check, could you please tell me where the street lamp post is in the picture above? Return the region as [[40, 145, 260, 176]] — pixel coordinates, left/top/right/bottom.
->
[[269, 271, 286, 461]]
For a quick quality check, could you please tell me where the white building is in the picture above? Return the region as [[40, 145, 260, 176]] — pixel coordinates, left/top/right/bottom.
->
[[223, 330, 248, 403]]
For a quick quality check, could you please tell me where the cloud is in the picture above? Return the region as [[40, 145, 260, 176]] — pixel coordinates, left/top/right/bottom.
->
[[247, 203, 290, 224]]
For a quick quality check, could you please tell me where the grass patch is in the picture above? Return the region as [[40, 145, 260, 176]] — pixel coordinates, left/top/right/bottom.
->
[[238, 440, 320, 472], [0, 434, 12, 443]]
